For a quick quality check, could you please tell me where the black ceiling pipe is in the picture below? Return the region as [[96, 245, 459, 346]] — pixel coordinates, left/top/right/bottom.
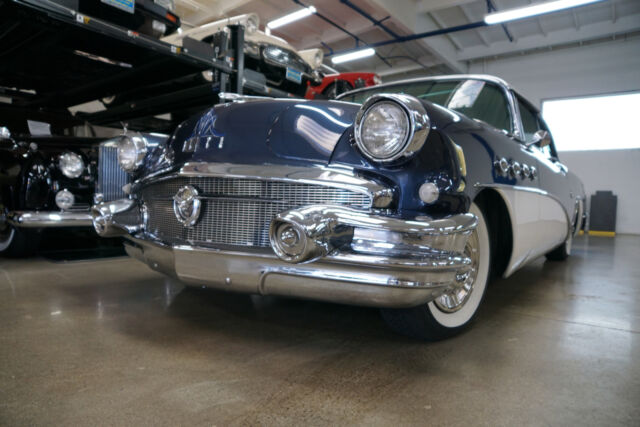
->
[[291, 0, 392, 66]]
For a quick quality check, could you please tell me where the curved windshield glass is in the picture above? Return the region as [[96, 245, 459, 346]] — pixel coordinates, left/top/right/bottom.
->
[[339, 79, 513, 133]]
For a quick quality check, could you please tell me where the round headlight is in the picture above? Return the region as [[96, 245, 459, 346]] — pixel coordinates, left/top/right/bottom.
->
[[58, 152, 84, 178], [117, 134, 147, 173], [354, 94, 430, 163]]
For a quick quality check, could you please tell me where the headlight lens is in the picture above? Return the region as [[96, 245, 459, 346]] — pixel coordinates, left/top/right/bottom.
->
[[117, 135, 147, 172], [359, 102, 410, 159], [354, 94, 430, 163], [58, 152, 84, 178]]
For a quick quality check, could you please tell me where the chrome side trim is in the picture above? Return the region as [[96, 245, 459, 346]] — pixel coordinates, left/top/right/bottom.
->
[[132, 162, 393, 208], [7, 211, 92, 228]]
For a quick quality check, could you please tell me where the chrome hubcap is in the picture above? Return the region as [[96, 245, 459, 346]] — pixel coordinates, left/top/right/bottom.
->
[[434, 229, 480, 313]]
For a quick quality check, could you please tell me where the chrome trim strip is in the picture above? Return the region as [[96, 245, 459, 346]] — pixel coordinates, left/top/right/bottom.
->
[[7, 211, 92, 228]]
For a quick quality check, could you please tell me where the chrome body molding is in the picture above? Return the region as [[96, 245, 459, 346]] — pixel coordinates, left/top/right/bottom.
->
[[132, 162, 394, 208], [475, 183, 570, 277], [7, 211, 93, 228]]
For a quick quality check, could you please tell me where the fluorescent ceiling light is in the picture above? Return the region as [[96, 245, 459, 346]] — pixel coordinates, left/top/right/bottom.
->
[[484, 0, 603, 25], [331, 48, 376, 64], [267, 6, 316, 29]]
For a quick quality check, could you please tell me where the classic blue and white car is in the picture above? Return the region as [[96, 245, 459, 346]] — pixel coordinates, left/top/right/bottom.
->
[[91, 75, 585, 340]]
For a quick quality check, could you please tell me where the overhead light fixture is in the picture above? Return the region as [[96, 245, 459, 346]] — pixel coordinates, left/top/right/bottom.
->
[[484, 0, 604, 25], [331, 48, 376, 64], [267, 6, 316, 29]]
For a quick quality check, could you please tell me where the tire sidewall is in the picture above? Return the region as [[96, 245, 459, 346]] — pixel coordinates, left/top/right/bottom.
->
[[426, 202, 491, 329]]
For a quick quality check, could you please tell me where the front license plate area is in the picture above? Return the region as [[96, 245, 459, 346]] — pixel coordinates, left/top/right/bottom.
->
[[285, 67, 303, 84]]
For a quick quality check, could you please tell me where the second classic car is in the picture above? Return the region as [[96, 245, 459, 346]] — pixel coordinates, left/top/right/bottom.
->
[[305, 72, 382, 100], [162, 13, 323, 97], [0, 128, 98, 255], [90, 74, 585, 340]]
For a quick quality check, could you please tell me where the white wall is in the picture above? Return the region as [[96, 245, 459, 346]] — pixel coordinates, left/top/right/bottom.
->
[[468, 36, 640, 235], [560, 149, 640, 235], [467, 36, 640, 108]]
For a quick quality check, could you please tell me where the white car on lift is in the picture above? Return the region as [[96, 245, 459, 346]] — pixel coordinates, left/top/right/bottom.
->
[[162, 13, 324, 96]]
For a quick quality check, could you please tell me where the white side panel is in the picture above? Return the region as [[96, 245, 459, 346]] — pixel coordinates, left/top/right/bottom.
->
[[491, 186, 568, 277]]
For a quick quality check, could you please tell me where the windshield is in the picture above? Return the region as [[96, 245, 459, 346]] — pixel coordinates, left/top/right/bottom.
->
[[339, 79, 513, 133]]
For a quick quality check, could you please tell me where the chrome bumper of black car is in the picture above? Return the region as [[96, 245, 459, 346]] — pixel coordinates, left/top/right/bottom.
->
[[7, 211, 93, 228], [92, 198, 477, 308]]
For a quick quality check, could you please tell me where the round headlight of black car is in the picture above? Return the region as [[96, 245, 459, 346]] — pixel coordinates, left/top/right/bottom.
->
[[117, 134, 147, 173], [354, 94, 430, 163], [58, 151, 84, 178]]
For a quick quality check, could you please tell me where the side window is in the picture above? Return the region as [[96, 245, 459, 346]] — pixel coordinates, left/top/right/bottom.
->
[[517, 96, 540, 143], [448, 82, 512, 134]]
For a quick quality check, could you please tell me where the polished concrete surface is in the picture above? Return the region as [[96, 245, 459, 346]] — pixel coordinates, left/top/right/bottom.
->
[[1, 235, 639, 425]]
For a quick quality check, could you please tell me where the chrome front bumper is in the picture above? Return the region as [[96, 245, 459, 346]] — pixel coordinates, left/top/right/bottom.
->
[[93, 198, 477, 308], [7, 211, 93, 228]]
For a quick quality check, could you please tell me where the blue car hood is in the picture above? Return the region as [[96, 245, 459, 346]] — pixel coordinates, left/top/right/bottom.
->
[[166, 99, 359, 167]]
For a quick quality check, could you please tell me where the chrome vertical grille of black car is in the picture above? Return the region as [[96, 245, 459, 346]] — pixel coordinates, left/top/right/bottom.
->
[[97, 142, 130, 202], [140, 177, 372, 249]]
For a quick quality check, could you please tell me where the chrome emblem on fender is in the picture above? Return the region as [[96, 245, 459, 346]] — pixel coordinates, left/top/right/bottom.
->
[[173, 185, 201, 227]]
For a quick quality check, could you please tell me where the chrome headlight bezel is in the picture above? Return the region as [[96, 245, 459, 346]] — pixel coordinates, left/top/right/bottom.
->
[[354, 94, 430, 163], [58, 151, 85, 178], [117, 134, 148, 173]]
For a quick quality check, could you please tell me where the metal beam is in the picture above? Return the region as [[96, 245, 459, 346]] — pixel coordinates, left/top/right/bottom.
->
[[457, 15, 640, 61]]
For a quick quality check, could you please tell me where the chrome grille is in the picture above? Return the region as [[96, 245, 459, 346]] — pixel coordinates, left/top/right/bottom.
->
[[141, 177, 371, 248], [98, 143, 130, 202]]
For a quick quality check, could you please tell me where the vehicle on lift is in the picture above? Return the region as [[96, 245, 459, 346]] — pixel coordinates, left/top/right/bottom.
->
[[305, 72, 381, 100], [162, 13, 323, 97], [91, 74, 585, 340], [0, 127, 100, 256], [54, 0, 181, 38]]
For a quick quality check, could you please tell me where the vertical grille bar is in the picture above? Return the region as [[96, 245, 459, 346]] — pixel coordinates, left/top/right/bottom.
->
[[98, 143, 130, 202]]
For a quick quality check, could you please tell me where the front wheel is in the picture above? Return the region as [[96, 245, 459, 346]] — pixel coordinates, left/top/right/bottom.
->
[[381, 202, 491, 341]]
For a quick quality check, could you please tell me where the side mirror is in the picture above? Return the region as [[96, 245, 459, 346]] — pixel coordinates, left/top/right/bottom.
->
[[0, 126, 10, 140], [526, 130, 551, 148]]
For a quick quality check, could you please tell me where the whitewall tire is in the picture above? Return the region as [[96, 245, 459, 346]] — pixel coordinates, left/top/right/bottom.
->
[[381, 202, 491, 340]]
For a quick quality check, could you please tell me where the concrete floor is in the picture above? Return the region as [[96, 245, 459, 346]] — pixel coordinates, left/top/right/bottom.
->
[[0, 235, 638, 426]]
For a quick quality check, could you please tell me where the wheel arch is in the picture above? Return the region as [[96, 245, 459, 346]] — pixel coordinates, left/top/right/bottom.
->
[[473, 188, 513, 279]]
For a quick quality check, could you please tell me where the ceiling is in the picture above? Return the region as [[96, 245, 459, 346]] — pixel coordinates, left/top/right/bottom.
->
[[173, 0, 640, 79]]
